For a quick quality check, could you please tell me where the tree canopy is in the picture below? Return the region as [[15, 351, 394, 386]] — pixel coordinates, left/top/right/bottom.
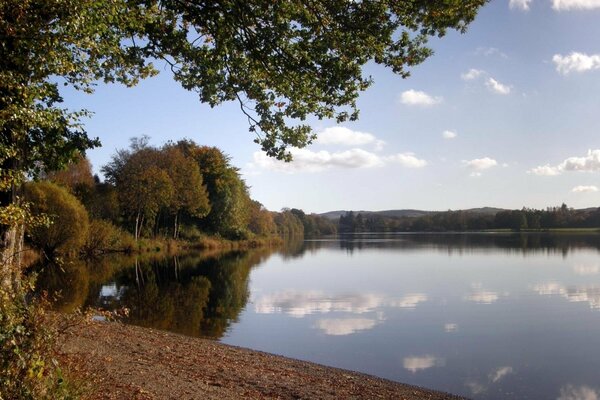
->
[[1, 0, 487, 178]]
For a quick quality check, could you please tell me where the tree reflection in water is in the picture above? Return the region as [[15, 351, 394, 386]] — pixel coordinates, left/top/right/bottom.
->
[[35, 233, 600, 339], [36, 248, 275, 338]]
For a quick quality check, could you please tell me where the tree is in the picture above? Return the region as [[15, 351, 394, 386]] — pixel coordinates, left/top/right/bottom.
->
[[158, 145, 210, 238], [1, 0, 487, 287], [181, 144, 252, 238], [104, 144, 174, 240], [248, 200, 277, 237], [24, 181, 89, 255]]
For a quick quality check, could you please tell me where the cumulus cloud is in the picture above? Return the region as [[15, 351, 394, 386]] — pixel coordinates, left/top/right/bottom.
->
[[509, 0, 532, 10], [403, 356, 445, 373], [529, 149, 600, 176], [486, 78, 511, 94], [461, 69, 485, 81], [560, 149, 600, 171], [553, 0, 600, 10], [460, 69, 512, 94], [250, 147, 428, 173], [444, 323, 458, 333], [572, 185, 599, 193], [558, 385, 600, 400], [315, 318, 380, 336], [400, 89, 442, 106], [442, 130, 457, 139], [316, 126, 385, 150], [384, 153, 428, 168], [463, 157, 498, 171], [528, 165, 561, 176], [251, 148, 384, 173], [553, 52, 600, 75]]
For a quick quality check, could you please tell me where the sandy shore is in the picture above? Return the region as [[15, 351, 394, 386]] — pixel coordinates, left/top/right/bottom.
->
[[58, 321, 466, 400]]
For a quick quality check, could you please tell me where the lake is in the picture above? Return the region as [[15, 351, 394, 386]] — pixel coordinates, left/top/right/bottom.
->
[[41, 233, 600, 399]]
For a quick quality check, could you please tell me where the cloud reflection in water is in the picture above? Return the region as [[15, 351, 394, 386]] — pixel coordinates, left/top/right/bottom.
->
[[465, 290, 499, 304], [533, 283, 600, 310], [254, 290, 428, 317], [558, 385, 600, 400], [315, 318, 379, 336], [403, 355, 445, 373]]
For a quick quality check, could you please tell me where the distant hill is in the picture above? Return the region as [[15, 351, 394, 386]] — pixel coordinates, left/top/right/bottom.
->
[[318, 207, 506, 220]]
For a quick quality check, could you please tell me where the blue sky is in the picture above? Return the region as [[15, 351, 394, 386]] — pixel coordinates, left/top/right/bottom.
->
[[62, 0, 600, 213]]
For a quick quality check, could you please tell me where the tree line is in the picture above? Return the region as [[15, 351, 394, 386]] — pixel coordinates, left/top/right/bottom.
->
[[338, 204, 600, 233], [24, 137, 336, 256]]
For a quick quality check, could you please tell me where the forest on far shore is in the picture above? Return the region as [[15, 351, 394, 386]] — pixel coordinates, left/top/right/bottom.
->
[[337, 205, 600, 233], [24, 137, 337, 257]]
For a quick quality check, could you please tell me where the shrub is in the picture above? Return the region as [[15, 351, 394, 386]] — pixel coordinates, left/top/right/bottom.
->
[[24, 182, 89, 255], [0, 283, 75, 399], [82, 219, 135, 255]]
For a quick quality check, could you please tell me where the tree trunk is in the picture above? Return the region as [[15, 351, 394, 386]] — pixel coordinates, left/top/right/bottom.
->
[[173, 212, 179, 240], [0, 168, 23, 295], [1, 224, 24, 294], [134, 212, 141, 241]]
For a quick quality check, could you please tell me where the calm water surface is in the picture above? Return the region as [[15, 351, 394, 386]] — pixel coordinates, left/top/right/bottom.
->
[[42, 233, 600, 399]]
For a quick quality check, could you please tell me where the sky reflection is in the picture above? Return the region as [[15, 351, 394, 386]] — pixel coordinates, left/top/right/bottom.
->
[[221, 234, 600, 399]]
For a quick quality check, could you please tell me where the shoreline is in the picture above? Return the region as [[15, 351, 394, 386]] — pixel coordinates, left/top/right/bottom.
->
[[59, 320, 466, 400]]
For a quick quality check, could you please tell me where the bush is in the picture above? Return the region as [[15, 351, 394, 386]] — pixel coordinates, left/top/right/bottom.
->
[[82, 219, 135, 255], [24, 182, 89, 255], [0, 284, 75, 399]]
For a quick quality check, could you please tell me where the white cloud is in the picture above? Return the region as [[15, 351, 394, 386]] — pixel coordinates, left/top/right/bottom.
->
[[442, 130, 457, 139], [315, 318, 379, 336], [553, 52, 600, 75], [509, 0, 532, 10], [464, 157, 498, 171], [444, 323, 458, 333], [316, 126, 385, 150], [250, 147, 428, 173], [400, 89, 442, 106], [486, 78, 511, 95], [461, 69, 485, 81], [475, 47, 508, 59], [251, 148, 384, 173], [528, 165, 561, 176], [553, 0, 600, 10], [572, 185, 599, 193], [529, 149, 600, 176], [560, 149, 600, 171], [385, 153, 428, 168], [558, 385, 600, 400], [490, 366, 514, 383], [403, 356, 445, 373]]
